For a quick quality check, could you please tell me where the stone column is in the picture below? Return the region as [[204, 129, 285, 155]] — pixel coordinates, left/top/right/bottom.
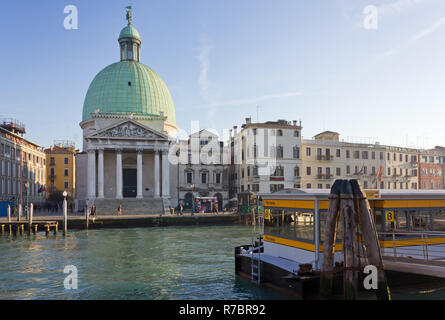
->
[[162, 150, 170, 198], [137, 149, 143, 199], [98, 149, 104, 199], [116, 149, 123, 199], [154, 150, 160, 198], [87, 149, 96, 199]]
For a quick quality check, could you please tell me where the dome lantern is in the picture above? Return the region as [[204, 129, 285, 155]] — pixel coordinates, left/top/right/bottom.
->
[[118, 6, 141, 62]]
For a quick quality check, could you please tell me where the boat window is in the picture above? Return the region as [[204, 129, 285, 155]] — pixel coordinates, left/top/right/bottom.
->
[[264, 210, 314, 241], [433, 209, 445, 231], [374, 209, 383, 232], [410, 210, 432, 231], [384, 210, 410, 232]]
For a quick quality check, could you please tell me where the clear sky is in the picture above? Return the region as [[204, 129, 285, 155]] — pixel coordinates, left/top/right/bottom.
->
[[1, 0, 445, 149]]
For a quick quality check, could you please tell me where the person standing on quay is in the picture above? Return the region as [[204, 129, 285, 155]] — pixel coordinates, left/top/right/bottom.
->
[[117, 204, 122, 216]]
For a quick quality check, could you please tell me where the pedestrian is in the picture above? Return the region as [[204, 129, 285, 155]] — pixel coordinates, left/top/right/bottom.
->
[[117, 204, 122, 216], [180, 203, 184, 216], [214, 203, 219, 215], [91, 204, 97, 217]]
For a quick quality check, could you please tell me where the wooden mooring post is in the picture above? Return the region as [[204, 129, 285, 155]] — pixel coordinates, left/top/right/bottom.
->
[[85, 207, 89, 229], [321, 179, 390, 300], [28, 203, 34, 235]]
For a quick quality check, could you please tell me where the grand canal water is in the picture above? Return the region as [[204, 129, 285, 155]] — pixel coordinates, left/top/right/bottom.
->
[[1, 224, 445, 300], [0, 225, 287, 300]]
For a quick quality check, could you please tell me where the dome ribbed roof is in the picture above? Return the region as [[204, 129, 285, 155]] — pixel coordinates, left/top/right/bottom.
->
[[82, 61, 176, 124]]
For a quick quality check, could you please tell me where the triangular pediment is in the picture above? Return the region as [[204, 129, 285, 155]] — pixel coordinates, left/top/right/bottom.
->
[[88, 119, 168, 140]]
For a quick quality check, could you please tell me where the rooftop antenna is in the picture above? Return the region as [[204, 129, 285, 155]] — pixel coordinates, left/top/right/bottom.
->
[[256, 105, 261, 123]]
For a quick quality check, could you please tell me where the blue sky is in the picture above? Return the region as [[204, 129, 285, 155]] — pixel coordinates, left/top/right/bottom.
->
[[1, 0, 445, 149]]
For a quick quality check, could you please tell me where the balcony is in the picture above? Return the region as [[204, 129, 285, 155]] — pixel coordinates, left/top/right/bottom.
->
[[49, 162, 56, 166], [317, 174, 333, 180], [316, 155, 334, 161], [49, 175, 56, 180]]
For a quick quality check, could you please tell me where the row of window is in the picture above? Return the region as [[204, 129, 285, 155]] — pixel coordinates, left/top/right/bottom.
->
[[185, 171, 222, 185], [251, 128, 300, 137], [49, 157, 69, 165], [304, 147, 419, 163], [49, 167, 70, 177], [302, 182, 419, 190], [421, 168, 443, 177], [305, 166, 418, 177], [0, 159, 43, 180], [0, 178, 43, 197], [0, 142, 45, 165], [243, 145, 300, 160]]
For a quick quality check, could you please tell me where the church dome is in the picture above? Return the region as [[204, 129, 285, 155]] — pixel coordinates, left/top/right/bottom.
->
[[82, 61, 176, 124], [119, 25, 141, 41], [82, 9, 176, 125]]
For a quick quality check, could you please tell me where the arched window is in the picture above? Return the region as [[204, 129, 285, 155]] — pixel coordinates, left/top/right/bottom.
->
[[277, 145, 284, 158], [293, 146, 300, 159]]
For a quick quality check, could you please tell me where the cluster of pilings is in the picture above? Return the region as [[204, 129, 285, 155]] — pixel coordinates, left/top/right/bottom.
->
[[1, 202, 67, 237], [320, 179, 391, 300]]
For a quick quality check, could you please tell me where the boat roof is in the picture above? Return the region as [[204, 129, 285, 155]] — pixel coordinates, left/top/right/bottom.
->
[[259, 188, 445, 201]]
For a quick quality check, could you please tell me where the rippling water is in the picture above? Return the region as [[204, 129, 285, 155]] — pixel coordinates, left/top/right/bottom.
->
[[0, 225, 288, 300], [2, 224, 445, 300]]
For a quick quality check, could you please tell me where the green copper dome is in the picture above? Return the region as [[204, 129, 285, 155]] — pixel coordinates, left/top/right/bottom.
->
[[119, 25, 141, 41], [82, 61, 176, 124], [82, 10, 176, 124]]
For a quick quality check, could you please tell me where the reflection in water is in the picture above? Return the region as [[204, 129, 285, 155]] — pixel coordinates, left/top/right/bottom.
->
[[0, 225, 287, 300]]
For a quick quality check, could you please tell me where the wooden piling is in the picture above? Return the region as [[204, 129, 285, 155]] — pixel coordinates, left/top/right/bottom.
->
[[85, 207, 89, 229], [45, 225, 50, 237], [321, 180, 342, 299], [350, 180, 391, 300], [28, 203, 34, 235], [7, 205, 11, 222], [18, 204, 22, 222], [1, 224, 4, 235]]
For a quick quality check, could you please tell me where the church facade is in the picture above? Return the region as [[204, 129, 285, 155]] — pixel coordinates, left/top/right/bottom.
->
[[75, 8, 180, 213]]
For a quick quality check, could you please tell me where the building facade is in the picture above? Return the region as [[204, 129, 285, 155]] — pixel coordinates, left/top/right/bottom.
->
[[0, 119, 46, 206], [301, 131, 419, 190], [229, 118, 302, 196], [418, 148, 445, 189], [45, 141, 77, 199], [176, 130, 229, 210]]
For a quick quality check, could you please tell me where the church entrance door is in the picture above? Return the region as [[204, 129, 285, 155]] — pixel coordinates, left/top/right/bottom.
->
[[123, 168, 137, 198]]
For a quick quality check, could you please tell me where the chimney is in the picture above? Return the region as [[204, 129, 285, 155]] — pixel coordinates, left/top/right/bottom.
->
[[245, 117, 251, 125], [233, 126, 238, 136], [293, 120, 297, 126]]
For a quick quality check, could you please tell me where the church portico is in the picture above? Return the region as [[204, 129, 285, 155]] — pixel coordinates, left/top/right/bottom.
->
[[84, 119, 171, 201]]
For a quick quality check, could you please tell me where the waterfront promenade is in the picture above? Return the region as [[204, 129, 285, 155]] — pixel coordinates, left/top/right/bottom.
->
[[0, 211, 239, 230]]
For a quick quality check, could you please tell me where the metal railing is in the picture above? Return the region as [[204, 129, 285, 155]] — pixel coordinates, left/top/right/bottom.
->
[[378, 231, 445, 262]]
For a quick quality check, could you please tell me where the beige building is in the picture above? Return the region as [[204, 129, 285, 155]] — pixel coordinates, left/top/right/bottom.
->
[[301, 131, 419, 190], [0, 119, 46, 206]]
